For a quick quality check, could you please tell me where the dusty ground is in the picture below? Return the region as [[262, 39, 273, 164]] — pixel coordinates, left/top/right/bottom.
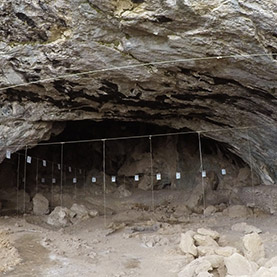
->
[[1, 188, 277, 277]]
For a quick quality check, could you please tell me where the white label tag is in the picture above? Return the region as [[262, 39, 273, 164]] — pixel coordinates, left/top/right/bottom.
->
[[156, 173, 161, 180], [134, 175, 139, 181], [176, 172, 181, 180], [42, 160, 47, 167], [41, 178, 45, 183], [27, 156, 32, 164], [202, 170, 206, 178], [68, 166, 72, 173], [58, 164, 61, 170], [92, 177, 96, 183], [6, 150, 11, 159], [52, 178, 56, 184], [111, 176, 116, 183], [79, 169, 82, 174], [73, 177, 77, 184], [221, 169, 226, 175]]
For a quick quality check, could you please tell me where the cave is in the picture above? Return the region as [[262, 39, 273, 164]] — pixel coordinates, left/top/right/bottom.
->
[[0, 119, 255, 215]]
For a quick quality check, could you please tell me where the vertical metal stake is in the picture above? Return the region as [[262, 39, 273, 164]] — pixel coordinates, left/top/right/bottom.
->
[[16, 154, 20, 216], [23, 146, 28, 213], [60, 143, 64, 207], [102, 139, 107, 227], [198, 132, 206, 212], [149, 136, 154, 212]]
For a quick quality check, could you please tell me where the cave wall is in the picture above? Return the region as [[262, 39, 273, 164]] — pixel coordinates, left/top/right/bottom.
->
[[0, 0, 277, 184]]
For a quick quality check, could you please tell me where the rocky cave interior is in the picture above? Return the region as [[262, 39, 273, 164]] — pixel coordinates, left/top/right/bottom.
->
[[0, 119, 257, 215]]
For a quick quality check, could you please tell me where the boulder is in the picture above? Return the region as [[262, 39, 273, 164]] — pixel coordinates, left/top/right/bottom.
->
[[32, 193, 49, 215], [47, 206, 74, 227], [197, 228, 220, 240], [223, 205, 253, 218], [179, 231, 198, 257], [224, 253, 258, 276], [178, 257, 212, 277], [203, 205, 217, 216], [117, 185, 132, 198], [215, 246, 238, 257], [194, 234, 218, 247], [231, 222, 262, 234], [243, 233, 265, 262], [70, 203, 89, 219], [253, 267, 277, 277]]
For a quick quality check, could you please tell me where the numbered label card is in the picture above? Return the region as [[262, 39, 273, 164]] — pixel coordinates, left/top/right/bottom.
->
[[58, 164, 61, 170], [176, 172, 181, 180], [221, 169, 226, 175], [111, 176, 116, 183], [52, 178, 56, 184], [68, 166, 72, 173], [41, 178, 45, 183], [79, 169, 82, 174], [73, 178, 77, 184], [6, 150, 11, 159], [42, 160, 47, 167], [134, 175, 139, 181], [92, 177, 96, 183], [156, 173, 161, 180], [27, 156, 32, 164], [202, 170, 206, 178]]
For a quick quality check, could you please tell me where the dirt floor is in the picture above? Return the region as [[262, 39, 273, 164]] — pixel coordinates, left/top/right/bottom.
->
[[1, 188, 277, 277]]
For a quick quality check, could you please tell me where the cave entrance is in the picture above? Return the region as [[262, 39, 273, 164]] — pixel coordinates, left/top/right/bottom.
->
[[0, 120, 252, 215]]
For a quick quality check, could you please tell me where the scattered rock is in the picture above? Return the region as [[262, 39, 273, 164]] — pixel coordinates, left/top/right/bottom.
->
[[117, 185, 132, 198], [231, 222, 262, 234], [70, 204, 89, 219], [197, 228, 220, 240], [243, 233, 265, 262], [215, 246, 238, 257], [253, 267, 277, 277], [178, 257, 212, 277], [204, 205, 217, 216], [179, 231, 198, 257], [224, 253, 258, 276], [264, 256, 277, 268], [47, 206, 74, 227], [89, 209, 99, 217], [32, 193, 49, 215], [223, 205, 252, 218], [194, 234, 218, 247]]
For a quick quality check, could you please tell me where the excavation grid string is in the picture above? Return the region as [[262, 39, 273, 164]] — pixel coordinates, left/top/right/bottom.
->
[[0, 52, 276, 92], [149, 136, 154, 212]]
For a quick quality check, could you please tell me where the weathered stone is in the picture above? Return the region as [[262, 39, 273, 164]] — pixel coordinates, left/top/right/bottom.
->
[[117, 185, 132, 198], [215, 246, 238, 257], [223, 205, 253, 218], [32, 193, 49, 215], [194, 234, 218, 247], [197, 228, 220, 240], [231, 222, 262, 234], [47, 206, 73, 227], [253, 267, 277, 277], [264, 256, 277, 268], [70, 203, 89, 219], [179, 231, 198, 257], [178, 258, 212, 277], [224, 253, 258, 276], [203, 206, 217, 217], [243, 233, 265, 262]]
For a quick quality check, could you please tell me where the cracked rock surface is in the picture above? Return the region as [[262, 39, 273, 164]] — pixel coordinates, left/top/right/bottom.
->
[[0, 0, 277, 183]]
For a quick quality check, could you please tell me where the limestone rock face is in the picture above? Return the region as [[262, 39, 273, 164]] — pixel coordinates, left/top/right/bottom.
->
[[243, 233, 265, 262], [32, 193, 49, 215], [0, 1, 277, 183]]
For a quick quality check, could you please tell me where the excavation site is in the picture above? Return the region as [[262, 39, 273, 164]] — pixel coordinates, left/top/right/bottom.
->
[[0, 1, 277, 276]]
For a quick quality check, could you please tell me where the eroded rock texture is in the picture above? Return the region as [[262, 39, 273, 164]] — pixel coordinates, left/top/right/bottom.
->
[[0, 0, 277, 183]]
